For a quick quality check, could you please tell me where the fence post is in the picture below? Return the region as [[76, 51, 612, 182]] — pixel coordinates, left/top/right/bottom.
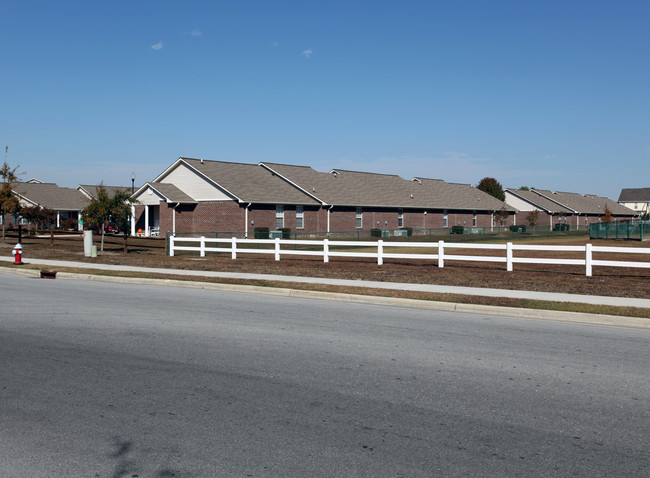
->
[[200, 236, 206, 257], [231, 237, 237, 259], [506, 242, 513, 272], [438, 240, 444, 268], [275, 237, 281, 261], [169, 234, 175, 257], [377, 240, 383, 265], [323, 238, 329, 263], [585, 243, 592, 277]]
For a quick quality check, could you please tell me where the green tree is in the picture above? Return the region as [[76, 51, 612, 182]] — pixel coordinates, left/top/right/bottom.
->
[[82, 185, 133, 252], [0, 162, 21, 243], [477, 177, 505, 201]]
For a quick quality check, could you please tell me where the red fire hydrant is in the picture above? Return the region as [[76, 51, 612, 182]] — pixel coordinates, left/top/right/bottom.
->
[[12, 243, 23, 265]]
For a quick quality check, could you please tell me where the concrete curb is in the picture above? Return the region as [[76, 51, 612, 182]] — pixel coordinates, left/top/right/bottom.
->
[[34, 270, 648, 330]]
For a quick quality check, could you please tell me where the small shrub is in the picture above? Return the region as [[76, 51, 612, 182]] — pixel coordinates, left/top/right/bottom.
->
[[254, 227, 269, 239], [278, 227, 291, 239], [60, 218, 78, 230], [451, 226, 464, 234], [370, 229, 382, 237]]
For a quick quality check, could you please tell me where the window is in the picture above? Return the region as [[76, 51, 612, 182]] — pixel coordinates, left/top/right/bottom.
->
[[443, 210, 448, 227], [296, 206, 304, 229], [356, 208, 363, 228], [276, 205, 284, 229], [472, 213, 477, 227], [398, 210, 403, 228]]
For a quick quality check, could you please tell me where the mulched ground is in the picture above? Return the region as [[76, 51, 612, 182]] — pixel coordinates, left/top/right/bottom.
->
[[3, 233, 648, 299]]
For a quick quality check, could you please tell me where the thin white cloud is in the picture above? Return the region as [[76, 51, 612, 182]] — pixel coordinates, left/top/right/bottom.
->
[[542, 154, 556, 160], [187, 28, 202, 37], [151, 42, 164, 50], [302, 49, 313, 58]]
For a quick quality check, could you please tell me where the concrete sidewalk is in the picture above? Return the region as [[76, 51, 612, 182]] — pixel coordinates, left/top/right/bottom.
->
[[2, 256, 649, 309]]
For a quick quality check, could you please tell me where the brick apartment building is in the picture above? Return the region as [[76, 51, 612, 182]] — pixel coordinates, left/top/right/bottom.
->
[[130, 158, 516, 237], [504, 188, 636, 228]]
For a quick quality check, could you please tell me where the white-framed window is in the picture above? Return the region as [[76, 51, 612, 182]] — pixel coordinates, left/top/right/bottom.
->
[[472, 213, 477, 227], [296, 206, 304, 229], [276, 205, 284, 229], [356, 207, 363, 228], [443, 210, 448, 228], [398, 210, 404, 228]]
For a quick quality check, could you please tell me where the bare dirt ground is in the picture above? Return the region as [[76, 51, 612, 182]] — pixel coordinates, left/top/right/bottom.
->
[[2, 233, 648, 299]]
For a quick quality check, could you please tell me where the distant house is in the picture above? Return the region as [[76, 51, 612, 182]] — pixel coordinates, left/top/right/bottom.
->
[[130, 157, 515, 237], [505, 188, 636, 228], [8, 182, 90, 229], [618, 188, 650, 216]]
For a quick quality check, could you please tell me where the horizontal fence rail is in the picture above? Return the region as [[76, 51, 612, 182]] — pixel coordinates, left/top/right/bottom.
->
[[169, 236, 650, 277]]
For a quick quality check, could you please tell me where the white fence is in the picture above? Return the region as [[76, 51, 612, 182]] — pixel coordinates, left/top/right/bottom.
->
[[169, 236, 650, 277]]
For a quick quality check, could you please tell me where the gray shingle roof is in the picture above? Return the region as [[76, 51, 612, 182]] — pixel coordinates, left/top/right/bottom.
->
[[532, 190, 634, 216], [505, 189, 574, 214], [180, 158, 320, 205], [78, 185, 132, 200], [414, 178, 515, 211], [261, 163, 513, 211], [618, 188, 650, 202], [12, 182, 89, 210], [147, 183, 196, 204]]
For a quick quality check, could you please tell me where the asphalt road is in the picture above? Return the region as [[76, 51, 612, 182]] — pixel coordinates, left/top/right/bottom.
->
[[0, 271, 648, 477]]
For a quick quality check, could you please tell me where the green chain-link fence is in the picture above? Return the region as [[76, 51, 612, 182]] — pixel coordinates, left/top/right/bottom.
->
[[590, 220, 648, 241]]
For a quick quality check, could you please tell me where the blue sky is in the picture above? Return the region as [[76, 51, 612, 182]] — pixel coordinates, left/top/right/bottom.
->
[[1, 0, 648, 199]]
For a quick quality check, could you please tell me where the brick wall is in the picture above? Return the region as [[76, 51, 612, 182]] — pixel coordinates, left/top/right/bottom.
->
[[161, 201, 245, 234], [139, 200, 520, 235]]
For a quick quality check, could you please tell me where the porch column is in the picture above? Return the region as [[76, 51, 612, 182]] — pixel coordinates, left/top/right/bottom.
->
[[145, 206, 150, 237], [172, 204, 176, 235], [77, 211, 82, 231], [130, 204, 136, 236], [327, 207, 331, 233], [56, 211, 61, 228], [245, 204, 249, 238]]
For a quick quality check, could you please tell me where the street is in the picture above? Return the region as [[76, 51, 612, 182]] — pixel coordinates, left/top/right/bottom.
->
[[0, 271, 648, 477]]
